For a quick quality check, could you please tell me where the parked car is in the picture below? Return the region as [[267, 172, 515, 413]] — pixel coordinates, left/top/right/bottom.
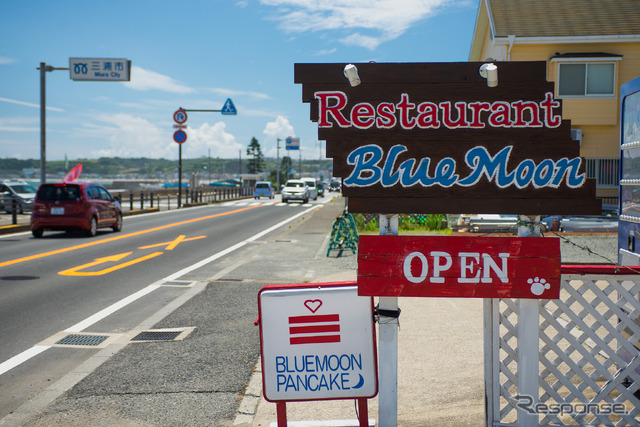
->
[[253, 181, 275, 199], [300, 177, 318, 200], [281, 180, 309, 204], [0, 180, 37, 213], [30, 182, 122, 238]]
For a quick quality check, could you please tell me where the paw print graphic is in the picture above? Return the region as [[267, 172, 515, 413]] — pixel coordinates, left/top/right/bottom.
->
[[528, 277, 550, 296]]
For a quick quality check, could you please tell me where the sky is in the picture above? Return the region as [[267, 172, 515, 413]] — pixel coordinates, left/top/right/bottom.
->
[[0, 0, 479, 162]]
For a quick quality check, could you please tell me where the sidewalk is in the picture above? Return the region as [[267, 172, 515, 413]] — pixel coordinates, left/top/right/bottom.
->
[[242, 198, 486, 427]]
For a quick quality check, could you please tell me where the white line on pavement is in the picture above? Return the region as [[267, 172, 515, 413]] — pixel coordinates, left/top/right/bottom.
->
[[0, 204, 319, 376]]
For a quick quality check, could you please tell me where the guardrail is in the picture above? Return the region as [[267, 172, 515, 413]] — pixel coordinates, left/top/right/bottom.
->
[[111, 187, 252, 211], [1, 187, 253, 226]]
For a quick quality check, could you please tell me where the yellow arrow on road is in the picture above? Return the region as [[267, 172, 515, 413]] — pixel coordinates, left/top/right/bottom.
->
[[58, 251, 164, 276], [138, 234, 206, 251]]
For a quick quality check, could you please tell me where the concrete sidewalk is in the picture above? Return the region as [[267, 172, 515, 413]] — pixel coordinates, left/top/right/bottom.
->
[[242, 201, 486, 426], [247, 292, 485, 427]]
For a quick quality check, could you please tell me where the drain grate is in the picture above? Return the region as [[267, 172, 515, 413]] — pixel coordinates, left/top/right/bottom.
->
[[131, 331, 182, 342], [56, 334, 109, 346], [162, 281, 192, 287]]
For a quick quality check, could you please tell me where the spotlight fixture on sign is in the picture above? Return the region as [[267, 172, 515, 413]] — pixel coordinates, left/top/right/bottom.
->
[[343, 64, 361, 87], [479, 63, 498, 87]]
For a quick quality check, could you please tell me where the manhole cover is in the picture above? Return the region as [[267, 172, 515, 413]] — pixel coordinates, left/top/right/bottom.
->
[[131, 331, 182, 341], [1, 276, 39, 281], [56, 334, 109, 346]]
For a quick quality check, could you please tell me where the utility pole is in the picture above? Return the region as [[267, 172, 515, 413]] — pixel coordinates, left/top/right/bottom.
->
[[276, 138, 282, 191]]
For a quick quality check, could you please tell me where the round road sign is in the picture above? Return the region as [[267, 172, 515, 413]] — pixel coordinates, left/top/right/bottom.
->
[[173, 129, 187, 144], [173, 109, 187, 124]]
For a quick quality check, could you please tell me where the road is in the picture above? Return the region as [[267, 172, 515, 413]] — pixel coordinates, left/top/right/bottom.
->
[[0, 196, 325, 420]]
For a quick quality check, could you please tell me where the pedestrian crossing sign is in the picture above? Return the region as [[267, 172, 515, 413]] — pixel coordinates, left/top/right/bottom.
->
[[221, 98, 237, 115]]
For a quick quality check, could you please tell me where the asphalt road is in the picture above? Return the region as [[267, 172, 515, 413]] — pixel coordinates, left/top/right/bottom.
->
[[0, 196, 328, 423]]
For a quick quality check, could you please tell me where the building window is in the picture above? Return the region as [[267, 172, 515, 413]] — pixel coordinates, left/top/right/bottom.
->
[[558, 62, 615, 97]]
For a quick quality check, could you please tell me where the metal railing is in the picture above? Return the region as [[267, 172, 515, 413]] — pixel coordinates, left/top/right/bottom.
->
[[107, 187, 252, 213], [586, 158, 620, 189]]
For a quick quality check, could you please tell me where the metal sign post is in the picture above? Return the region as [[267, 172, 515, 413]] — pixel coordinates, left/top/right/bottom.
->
[[38, 58, 131, 184], [377, 214, 399, 427], [172, 101, 237, 207]]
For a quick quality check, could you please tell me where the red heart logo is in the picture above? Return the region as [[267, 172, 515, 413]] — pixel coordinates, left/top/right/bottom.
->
[[304, 299, 322, 313]]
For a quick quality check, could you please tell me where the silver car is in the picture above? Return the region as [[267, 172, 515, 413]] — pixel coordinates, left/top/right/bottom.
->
[[300, 177, 318, 200], [0, 181, 37, 213], [281, 180, 309, 203]]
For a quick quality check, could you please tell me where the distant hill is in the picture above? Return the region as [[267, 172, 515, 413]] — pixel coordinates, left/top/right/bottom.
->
[[0, 157, 332, 180]]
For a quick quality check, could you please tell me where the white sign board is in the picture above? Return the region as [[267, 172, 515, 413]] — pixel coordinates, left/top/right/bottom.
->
[[69, 58, 131, 81], [258, 284, 378, 402], [285, 137, 300, 150]]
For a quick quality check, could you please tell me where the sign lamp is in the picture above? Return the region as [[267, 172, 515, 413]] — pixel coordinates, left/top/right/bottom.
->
[[343, 64, 361, 87], [479, 63, 498, 87]]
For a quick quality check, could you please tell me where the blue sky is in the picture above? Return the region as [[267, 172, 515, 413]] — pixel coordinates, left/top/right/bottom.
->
[[0, 0, 478, 161]]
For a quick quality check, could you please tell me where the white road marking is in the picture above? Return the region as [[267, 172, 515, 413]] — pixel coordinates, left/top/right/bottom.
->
[[0, 204, 319, 375]]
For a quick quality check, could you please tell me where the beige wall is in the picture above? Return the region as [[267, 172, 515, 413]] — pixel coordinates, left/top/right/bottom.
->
[[477, 39, 640, 161]]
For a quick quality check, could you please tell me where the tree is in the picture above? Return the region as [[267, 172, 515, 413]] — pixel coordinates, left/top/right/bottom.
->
[[246, 137, 264, 174], [268, 155, 295, 187]]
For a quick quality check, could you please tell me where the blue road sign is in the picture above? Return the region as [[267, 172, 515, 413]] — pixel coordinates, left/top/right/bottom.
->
[[173, 130, 187, 144], [221, 98, 237, 115], [286, 137, 300, 150]]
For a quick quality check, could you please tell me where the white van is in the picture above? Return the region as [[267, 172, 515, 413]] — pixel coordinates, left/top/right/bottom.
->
[[300, 177, 318, 200]]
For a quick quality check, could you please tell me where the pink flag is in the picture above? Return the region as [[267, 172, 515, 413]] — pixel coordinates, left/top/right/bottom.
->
[[63, 163, 82, 182]]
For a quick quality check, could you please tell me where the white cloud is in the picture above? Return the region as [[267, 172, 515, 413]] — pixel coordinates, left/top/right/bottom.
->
[[263, 115, 294, 140], [260, 0, 450, 49], [0, 56, 16, 65], [123, 66, 195, 94], [203, 87, 271, 101], [0, 97, 64, 112], [81, 113, 174, 159], [0, 117, 39, 132], [262, 115, 295, 157], [185, 121, 244, 158]]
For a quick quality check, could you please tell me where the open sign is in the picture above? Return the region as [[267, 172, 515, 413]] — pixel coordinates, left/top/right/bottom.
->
[[357, 235, 561, 299]]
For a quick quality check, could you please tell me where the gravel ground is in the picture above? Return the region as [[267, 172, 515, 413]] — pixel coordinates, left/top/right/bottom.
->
[[554, 233, 618, 264]]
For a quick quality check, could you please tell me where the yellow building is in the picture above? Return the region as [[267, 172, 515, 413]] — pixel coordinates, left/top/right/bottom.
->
[[470, 0, 640, 205]]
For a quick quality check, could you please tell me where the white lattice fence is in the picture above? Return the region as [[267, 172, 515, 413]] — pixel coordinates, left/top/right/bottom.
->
[[485, 267, 640, 426]]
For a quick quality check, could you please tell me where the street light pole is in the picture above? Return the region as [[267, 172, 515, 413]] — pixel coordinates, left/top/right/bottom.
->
[[40, 62, 47, 185], [38, 62, 69, 185]]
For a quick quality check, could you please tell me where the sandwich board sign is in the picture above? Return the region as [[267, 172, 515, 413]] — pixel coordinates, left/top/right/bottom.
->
[[258, 282, 378, 402]]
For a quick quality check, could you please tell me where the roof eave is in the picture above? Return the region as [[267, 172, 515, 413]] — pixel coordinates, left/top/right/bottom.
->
[[492, 34, 640, 45]]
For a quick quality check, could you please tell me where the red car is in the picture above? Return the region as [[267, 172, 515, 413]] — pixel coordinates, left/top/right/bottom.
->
[[30, 182, 123, 238]]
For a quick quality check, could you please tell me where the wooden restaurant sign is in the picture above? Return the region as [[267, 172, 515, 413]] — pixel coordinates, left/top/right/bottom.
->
[[294, 62, 601, 215]]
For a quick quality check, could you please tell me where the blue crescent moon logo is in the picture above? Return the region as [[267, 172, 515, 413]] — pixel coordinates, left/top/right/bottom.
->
[[352, 374, 364, 389]]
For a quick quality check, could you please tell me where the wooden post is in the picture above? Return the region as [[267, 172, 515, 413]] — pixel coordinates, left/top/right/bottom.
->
[[517, 215, 541, 427]]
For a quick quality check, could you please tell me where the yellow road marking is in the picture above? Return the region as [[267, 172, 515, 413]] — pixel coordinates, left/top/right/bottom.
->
[[58, 251, 164, 276], [0, 205, 260, 268], [138, 234, 206, 251]]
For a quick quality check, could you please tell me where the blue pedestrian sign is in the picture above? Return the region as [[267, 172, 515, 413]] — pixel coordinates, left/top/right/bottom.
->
[[221, 98, 237, 115]]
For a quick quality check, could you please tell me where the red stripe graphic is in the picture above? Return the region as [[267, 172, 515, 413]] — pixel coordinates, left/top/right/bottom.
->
[[290, 335, 341, 345], [289, 313, 341, 345], [289, 325, 340, 334], [289, 314, 339, 324]]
